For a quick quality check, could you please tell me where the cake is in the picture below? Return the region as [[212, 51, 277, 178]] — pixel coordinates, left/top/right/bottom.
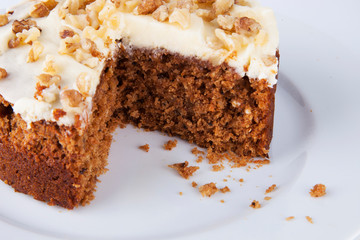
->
[[0, 0, 279, 209]]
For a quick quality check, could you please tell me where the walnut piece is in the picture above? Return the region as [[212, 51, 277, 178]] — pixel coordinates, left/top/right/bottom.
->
[[0, 68, 8, 79], [217, 15, 235, 30], [196, 9, 215, 22], [30, 3, 51, 18], [42, 0, 59, 10], [60, 27, 76, 39], [235, 17, 262, 36], [152, 5, 169, 22], [169, 8, 191, 29], [16, 27, 41, 44], [43, 55, 58, 74], [76, 72, 93, 96], [212, 0, 234, 16], [199, 183, 218, 197], [61, 89, 83, 108], [27, 41, 44, 63], [168, 161, 199, 179], [12, 19, 38, 34], [36, 74, 61, 88], [8, 38, 20, 49], [262, 55, 277, 67], [138, 0, 162, 15], [0, 15, 9, 27]]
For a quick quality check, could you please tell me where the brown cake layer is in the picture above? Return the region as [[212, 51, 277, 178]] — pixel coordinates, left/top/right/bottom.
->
[[0, 44, 277, 209], [114, 43, 277, 157], [0, 60, 119, 209]]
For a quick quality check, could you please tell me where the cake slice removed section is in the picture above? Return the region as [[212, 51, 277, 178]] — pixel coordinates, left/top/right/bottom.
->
[[114, 45, 277, 158]]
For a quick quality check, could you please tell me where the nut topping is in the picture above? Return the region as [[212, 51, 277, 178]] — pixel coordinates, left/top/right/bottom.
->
[[137, 0, 162, 15], [30, 3, 51, 18], [235, 17, 262, 36], [0, 68, 8, 79], [152, 5, 169, 22], [27, 41, 44, 63], [169, 8, 191, 29], [61, 89, 83, 108], [12, 19, 38, 34], [0, 15, 9, 27], [212, 0, 234, 16], [36, 74, 61, 88]]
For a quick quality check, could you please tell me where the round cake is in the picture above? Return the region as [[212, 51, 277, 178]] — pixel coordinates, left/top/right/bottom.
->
[[0, 0, 279, 209]]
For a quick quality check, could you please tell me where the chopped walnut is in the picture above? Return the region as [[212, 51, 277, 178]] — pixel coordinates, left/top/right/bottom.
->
[[76, 72, 93, 96], [217, 15, 235, 31], [168, 161, 199, 179], [137, 0, 162, 15], [212, 0, 234, 16], [43, 55, 58, 74], [30, 3, 51, 18], [220, 186, 230, 193], [215, 28, 235, 50], [8, 38, 21, 49], [265, 184, 277, 194], [199, 183, 218, 197], [60, 27, 76, 39], [177, 0, 195, 11], [65, 14, 90, 30], [0, 68, 7, 80], [42, 0, 59, 10], [27, 41, 44, 63], [263, 55, 277, 66], [139, 144, 150, 152], [169, 8, 191, 29], [196, 9, 215, 22], [16, 27, 41, 44], [306, 216, 313, 224], [36, 74, 61, 88], [53, 109, 67, 121], [163, 139, 178, 150], [61, 89, 83, 108], [12, 19, 38, 34], [309, 184, 326, 197], [152, 5, 169, 22], [0, 15, 9, 27], [59, 34, 81, 55], [81, 38, 102, 58], [250, 200, 261, 209], [235, 17, 262, 36]]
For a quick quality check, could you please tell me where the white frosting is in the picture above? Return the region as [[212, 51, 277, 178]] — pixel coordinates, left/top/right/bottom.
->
[[0, 0, 279, 128]]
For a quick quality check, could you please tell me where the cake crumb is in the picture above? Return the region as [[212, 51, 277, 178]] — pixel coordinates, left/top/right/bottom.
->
[[199, 182, 218, 197], [212, 164, 225, 172], [139, 144, 150, 152], [239, 178, 244, 182], [309, 184, 326, 197], [264, 196, 272, 201], [306, 216, 313, 224], [220, 200, 225, 203], [192, 181, 198, 188], [196, 155, 203, 163], [179, 192, 183, 196], [164, 139, 178, 150], [220, 186, 230, 193], [250, 200, 261, 209], [191, 147, 205, 156], [223, 179, 228, 182], [168, 161, 199, 179], [265, 184, 277, 194], [286, 216, 295, 221], [0, 68, 7, 79]]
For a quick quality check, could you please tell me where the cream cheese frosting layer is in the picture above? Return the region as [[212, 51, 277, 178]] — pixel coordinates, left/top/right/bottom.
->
[[0, 0, 279, 128]]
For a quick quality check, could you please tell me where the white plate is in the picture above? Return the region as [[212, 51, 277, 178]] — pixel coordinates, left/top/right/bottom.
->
[[1, 1, 360, 240]]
